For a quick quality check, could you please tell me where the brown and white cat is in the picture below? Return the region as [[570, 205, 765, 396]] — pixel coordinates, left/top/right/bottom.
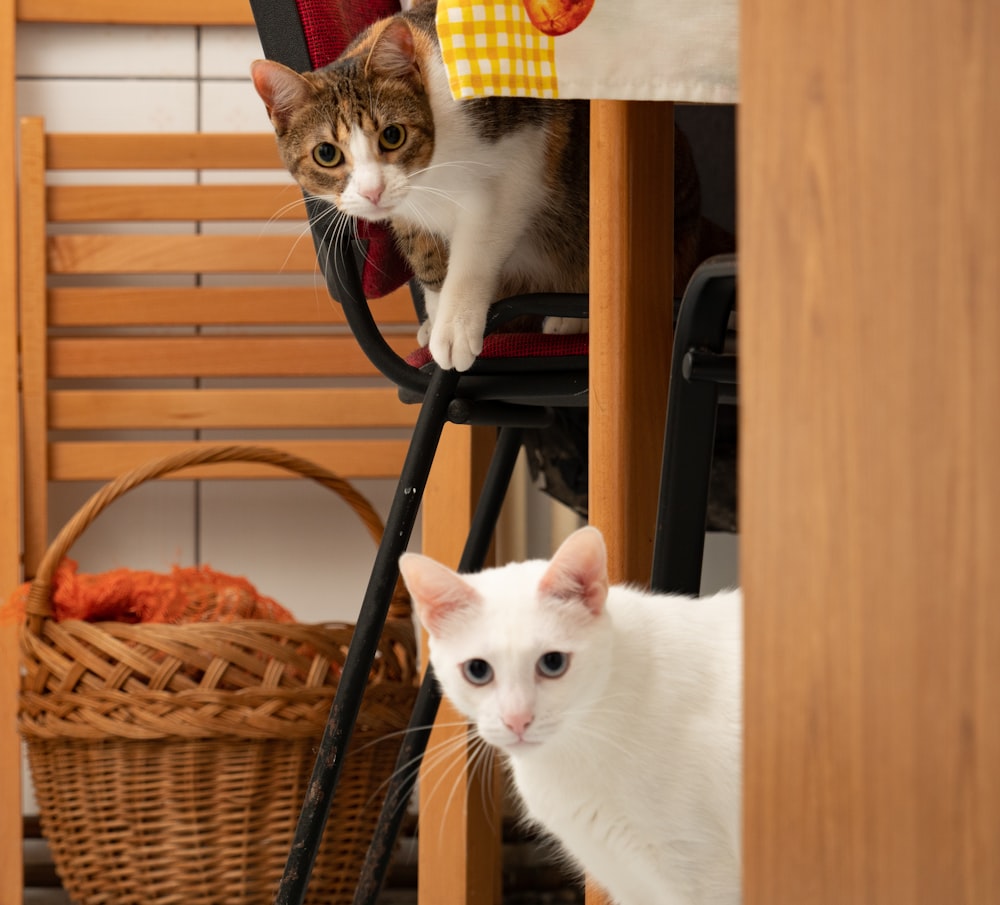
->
[[252, 1, 705, 371]]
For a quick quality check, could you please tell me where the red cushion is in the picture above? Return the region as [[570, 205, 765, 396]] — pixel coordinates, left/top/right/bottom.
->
[[405, 332, 590, 368], [294, 0, 400, 70], [295, 0, 412, 300]]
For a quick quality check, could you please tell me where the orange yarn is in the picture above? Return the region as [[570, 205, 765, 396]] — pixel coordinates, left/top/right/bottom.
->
[[2, 559, 296, 625]]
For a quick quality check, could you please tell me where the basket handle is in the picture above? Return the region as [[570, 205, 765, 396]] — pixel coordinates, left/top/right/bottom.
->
[[25, 444, 409, 635]]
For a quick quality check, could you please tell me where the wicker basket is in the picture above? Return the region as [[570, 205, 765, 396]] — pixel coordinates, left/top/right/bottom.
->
[[18, 445, 419, 905]]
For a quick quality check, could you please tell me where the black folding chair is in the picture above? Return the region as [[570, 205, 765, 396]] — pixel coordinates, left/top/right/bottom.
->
[[250, 3, 591, 902]]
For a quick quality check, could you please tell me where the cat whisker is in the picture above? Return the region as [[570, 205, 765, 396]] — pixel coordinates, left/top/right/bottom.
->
[[405, 185, 470, 214], [409, 159, 497, 179], [263, 191, 314, 228], [347, 718, 475, 759], [359, 726, 477, 821], [431, 733, 500, 847]]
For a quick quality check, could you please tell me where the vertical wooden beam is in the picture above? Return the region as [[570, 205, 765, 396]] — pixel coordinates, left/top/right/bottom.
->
[[0, 0, 24, 902], [418, 423, 502, 905], [586, 99, 674, 905], [741, 1, 1000, 902]]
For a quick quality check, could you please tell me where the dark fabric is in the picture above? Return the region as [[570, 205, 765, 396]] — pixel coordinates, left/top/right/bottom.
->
[[404, 331, 589, 367], [295, 0, 412, 299], [294, 0, 400, 70], [522, 404, 739, 533]]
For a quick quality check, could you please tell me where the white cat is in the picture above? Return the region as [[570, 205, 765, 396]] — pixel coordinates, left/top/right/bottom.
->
[[399, 526, 741, 905]]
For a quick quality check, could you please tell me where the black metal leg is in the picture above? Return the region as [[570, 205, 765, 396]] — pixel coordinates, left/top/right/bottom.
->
[[651, 257, 738, 596], [351, 425, 525, 905], [275, 366, 459, 905]]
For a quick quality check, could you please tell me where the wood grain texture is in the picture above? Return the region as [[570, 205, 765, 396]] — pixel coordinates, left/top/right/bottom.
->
[[740, 1, 1000, 902], [47, 335, 414, 378], [48, 387, 417, 430], [419, 424, 502, 905], [17, 0, 252, 24], [47, 440, 410, 483], [0, 2, 23, 901], [588, 101, 674, 585], [47, 234, 320, 274], [585, 99, 675, 905], [47, 286, 417, 327], [46, 131, 281, 169], [48, 184, 303, 222]]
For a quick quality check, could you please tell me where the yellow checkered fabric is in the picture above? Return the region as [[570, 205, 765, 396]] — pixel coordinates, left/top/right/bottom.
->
[[437, 1, 559, 99]]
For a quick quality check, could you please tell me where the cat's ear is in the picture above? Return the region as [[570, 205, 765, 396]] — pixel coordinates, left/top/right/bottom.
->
[[539, 527, 609, 617], [399, 553, 479, 636], [366, 18, 421, 82], [250, 59, 314, 132]]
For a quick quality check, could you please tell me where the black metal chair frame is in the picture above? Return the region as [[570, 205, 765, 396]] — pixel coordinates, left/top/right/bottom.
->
[[251, 8, 591, 904], [653, 254, 738, 596]]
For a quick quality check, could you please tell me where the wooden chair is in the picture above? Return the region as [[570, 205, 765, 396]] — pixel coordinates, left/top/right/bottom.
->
[[4, 114, 421, 905], [1, 5, 262, 899]]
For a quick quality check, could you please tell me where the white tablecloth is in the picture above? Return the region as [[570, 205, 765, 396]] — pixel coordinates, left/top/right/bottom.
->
[[436, 0, 738, 102]]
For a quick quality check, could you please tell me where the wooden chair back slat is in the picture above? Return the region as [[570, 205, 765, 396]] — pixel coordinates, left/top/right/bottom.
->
[[46, 132, 282, 169], [17, 0, 253, 25], [48, 234, 320, 274], [47, 335, 414, 379], [48, 388, 419, 431], [49, 185, 307, 222], [48, 440, 410, 483], [48, 287, 417, 327]]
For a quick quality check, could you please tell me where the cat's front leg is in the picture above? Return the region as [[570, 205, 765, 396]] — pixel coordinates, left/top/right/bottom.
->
[[429, 214, 513, 371], [393, 226, 447, 349], [418, 288, 439, 347], [428, 273, 493, 371]]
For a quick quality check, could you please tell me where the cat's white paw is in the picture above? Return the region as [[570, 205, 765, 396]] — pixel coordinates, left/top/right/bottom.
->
[[543, 316, 590, 335], [429, 316, 484, 372], [417, 318, 432, 348]]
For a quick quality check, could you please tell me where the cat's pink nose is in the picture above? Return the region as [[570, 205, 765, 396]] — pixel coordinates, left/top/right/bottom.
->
[[503, 712, 534, 738], [360, 184, 384, 205]]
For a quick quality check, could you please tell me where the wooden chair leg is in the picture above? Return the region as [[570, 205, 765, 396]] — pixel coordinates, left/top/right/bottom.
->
[[0, 620, 24, 905], [418, 423, 503, 905]]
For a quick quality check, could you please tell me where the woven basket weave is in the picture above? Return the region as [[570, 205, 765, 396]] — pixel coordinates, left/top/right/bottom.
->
[[18, 444, 418, 905]]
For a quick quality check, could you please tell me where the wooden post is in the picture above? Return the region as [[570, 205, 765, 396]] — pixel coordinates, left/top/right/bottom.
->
[[0, 0, 24, 900], [741, 0, 1000, 902], [586, 99, 675, 905], [418, 423, 502, 905]]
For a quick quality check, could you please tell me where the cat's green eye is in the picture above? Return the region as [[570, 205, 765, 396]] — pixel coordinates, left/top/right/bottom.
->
[[462, 658, 493, 686], [537, 652, 570, 679], [379, 124, 407, 151], [312, 142, 343, 168]]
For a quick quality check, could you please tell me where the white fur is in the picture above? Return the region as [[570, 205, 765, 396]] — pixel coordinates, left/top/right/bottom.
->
[[400, 527, 742, 905]]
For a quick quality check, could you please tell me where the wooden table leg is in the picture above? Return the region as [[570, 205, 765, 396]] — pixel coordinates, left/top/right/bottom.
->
[[418, 423, 502, 905], [741, 0, 1000, 901], [587, 100, 675, 904]]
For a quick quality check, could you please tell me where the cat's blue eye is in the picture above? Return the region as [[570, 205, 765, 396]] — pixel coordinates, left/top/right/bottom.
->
[[312, 142, 343, 167], [537, 651, 570, 679], [379, 124, 406, 151], [462, 658, 493, 686]]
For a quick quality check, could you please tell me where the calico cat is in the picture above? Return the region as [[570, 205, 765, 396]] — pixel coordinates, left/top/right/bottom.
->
[[399, 526, 741, 905], [251, 1, 709, 372]]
